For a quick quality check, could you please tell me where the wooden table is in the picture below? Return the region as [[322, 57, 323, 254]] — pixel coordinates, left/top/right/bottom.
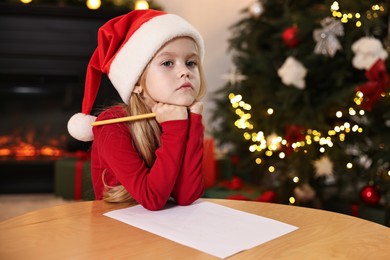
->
[[1, 199, 389, 259]]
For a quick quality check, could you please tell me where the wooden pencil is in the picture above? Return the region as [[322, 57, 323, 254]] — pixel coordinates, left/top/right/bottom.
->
[[91, 113, 156, 126]]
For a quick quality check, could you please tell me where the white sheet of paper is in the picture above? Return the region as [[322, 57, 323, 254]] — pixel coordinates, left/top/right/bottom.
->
[[104, 200, 298, 259]]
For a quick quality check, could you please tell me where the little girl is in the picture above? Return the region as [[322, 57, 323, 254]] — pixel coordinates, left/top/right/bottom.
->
[[67, 9, 206, 210]]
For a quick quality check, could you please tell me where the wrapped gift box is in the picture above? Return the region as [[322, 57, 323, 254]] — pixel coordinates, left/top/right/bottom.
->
[[54, 155, 94, 201]]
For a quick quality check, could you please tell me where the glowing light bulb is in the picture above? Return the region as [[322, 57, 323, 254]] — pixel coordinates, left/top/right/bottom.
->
[[135, 0, 149, 10], [86, 0, 101, 9], [330, 1, 339, 11], [231, 94, 242, 104], [244, 104, 252, 110]]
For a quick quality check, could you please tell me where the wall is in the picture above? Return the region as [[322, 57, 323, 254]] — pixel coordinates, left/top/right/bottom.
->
[[155, 0, 253, 132]]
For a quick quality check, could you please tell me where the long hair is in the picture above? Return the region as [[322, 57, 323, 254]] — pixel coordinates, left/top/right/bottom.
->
[[103, 39, 207, 203]]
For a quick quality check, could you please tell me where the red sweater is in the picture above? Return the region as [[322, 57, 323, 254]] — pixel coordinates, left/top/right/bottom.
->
[[91, 106, 205, 210]]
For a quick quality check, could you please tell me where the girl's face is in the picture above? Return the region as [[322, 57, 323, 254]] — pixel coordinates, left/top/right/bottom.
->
[[141, 37, 201, 107]]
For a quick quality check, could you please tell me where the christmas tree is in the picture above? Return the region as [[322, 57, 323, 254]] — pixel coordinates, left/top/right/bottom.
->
[[212, 0, 390, 210]]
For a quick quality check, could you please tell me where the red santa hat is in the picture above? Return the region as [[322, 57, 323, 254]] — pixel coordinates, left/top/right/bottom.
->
[[67, 9, 205, 141]]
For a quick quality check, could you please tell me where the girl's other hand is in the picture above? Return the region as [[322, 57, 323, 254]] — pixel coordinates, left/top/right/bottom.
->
[[189, 101, 203, 115], [152, 103, 188, 123]]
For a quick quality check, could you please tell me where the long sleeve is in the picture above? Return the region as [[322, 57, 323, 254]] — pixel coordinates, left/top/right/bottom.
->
[[171, 112, 205, 205], [91, 106, 188, 210]]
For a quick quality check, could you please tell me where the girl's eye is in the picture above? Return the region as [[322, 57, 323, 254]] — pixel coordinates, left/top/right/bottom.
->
[[186, 60, 197, 68], [162, 61, 173, 67]]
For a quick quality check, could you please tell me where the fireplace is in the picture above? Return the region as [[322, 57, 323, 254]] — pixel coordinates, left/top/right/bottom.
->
[[0, 4, 125, 193]]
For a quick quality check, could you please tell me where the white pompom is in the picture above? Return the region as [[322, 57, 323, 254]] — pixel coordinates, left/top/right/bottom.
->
[[67, 113, 97, 142]]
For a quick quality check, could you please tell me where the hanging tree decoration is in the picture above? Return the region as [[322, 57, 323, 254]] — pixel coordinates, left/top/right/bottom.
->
[[277, 56, 307, 89], [351, 37, 388, 70], [313, 17, 344, 57], [249, 0, 264, 18], [221, 68, 247, 86], [282, 26, 299, 47], [355, 59, 390, 111], [352, 37, 389, 111], [360, 184, 381, 206], [284, 125, 307, 155], [313, 156, 334, 178]]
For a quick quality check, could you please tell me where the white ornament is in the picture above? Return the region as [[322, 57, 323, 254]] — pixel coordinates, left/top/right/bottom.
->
[[249, 1, 264, 18], [351, 37, 388, 70], [313, 17, 344, 57], [221, 68, 247, 86], [313, 156, 334, 178], [277, 56, 307, 89]]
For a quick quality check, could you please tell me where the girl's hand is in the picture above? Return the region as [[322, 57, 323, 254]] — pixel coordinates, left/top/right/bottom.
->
[[152, 103, 188, 123], [189, 101, 203, 115]]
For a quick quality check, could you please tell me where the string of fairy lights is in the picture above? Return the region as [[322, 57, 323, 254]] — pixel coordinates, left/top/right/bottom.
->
[[18, 0, 150, 10], [229, 92, 364, 159], [228, 1, 389, 204], [229, 90, 389, 203], [330, 1, 385, 27]]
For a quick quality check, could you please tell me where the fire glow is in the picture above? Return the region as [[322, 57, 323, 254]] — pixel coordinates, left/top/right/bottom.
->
[[0, 133, 65, 159]]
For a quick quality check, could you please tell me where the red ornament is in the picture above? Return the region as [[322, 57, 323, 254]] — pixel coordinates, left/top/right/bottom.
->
[[282, 26, 299, 47], [356, 59, 389, 111], [360, 185, 381, 205], [284, 124, 307, 155]]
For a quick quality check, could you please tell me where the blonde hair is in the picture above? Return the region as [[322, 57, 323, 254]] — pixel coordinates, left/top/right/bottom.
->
[[103, 37, 207, 203]]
